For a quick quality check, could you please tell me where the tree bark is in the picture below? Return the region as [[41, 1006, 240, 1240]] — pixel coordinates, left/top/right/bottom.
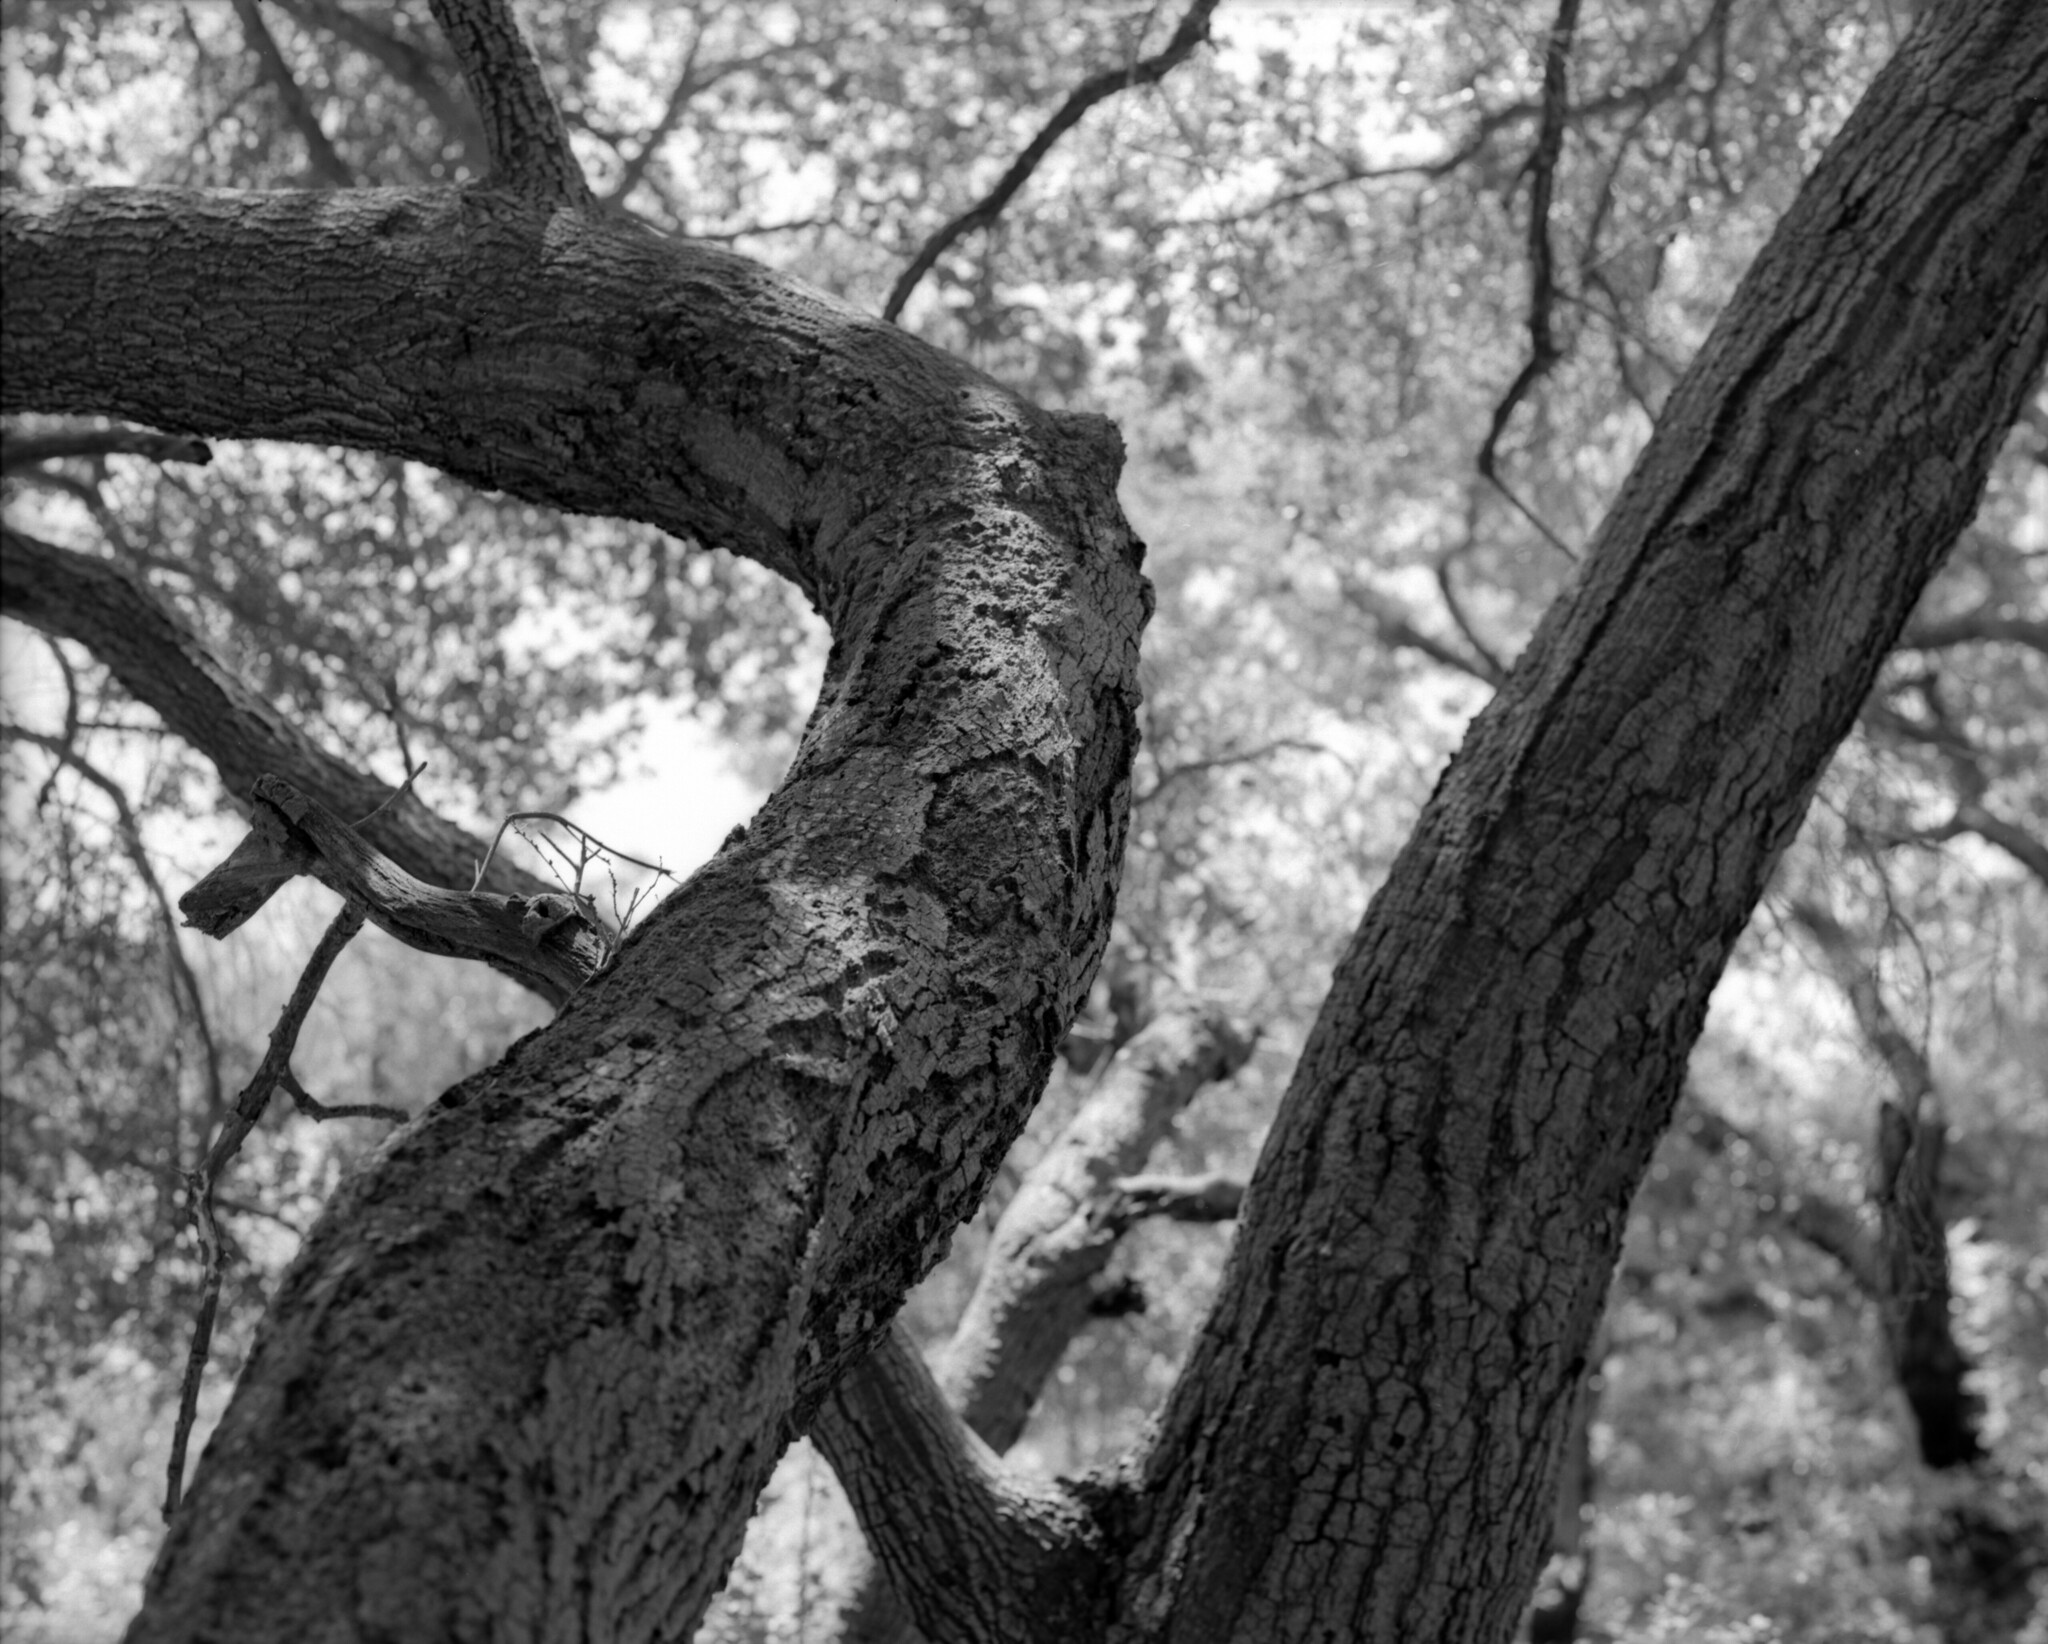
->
[[815, 1001, 1255, 1643], [4, 186, 1150, 1640], [2, 1, 2043, 1639], [1113, 8, 2046, 1640]]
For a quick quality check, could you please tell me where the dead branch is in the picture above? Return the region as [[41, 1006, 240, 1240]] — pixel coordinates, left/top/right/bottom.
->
[[165, 900, 401, 1520], [181, 774, 610, 1008]]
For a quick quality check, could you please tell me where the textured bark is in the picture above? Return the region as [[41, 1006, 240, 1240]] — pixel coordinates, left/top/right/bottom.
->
[[4, 184, 1149, 1639], [817, 1001, 1255, 1644], [1114, 8, 2047, 1640], [814, 1327, 1111, 1644]]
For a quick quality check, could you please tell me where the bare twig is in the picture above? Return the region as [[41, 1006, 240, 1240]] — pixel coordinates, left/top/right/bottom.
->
[[165, 901, 392, 1520], [471, 809, 676, 892], [353, 757, 428, 826], [883, 0, 1221, 323]]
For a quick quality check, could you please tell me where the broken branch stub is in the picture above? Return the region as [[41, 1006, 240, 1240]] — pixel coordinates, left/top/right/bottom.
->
[[180, 774, 607, 1007]]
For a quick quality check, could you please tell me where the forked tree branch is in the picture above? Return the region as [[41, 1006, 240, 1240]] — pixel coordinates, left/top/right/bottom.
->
[[426, 0, 591, 204], [882, 0, 1221, 324]]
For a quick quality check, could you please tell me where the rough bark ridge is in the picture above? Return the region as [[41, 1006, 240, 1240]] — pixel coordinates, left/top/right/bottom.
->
[[3, 176, 1150, 1643], [1116, 8, 2047, 1640]]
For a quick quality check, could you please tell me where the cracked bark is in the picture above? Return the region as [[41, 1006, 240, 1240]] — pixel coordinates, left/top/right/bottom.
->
[[1, 0, 2042, 1638], [1113, 9, 2046, 1639], [814, 1001, 1255, 1643], [4, 179, 1149, 1642]]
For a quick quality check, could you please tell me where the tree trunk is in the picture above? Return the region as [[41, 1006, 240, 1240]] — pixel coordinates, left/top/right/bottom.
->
[[1112, 8, 2046, 1639], [2, 2, 2043, 1639], [4, 189, 1151, 1641]]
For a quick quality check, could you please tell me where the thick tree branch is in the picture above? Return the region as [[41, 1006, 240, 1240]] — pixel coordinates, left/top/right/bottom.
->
[[882, 0, 1221, 324], [929, 1001, 1256, 1448], [425, 0, 590, 204], [812, 1326, 1109, 1644], [8, 132, 1149, 1638]]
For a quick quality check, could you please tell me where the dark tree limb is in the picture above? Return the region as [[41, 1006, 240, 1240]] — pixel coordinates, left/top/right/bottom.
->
[[1476, 0, 1583, 559], [1900, 602, 2048, 656], [811, 1326, 1109, 1644], [426, 0, 590, 204], [1338, 570, 1504, 685], [1106, 1168, 1244, 1224], [882, 0, 1221, 324], [1122, 6, 2045, 1631], [181, 774, 607, 1008], [1787, 899, 1985, 1469]]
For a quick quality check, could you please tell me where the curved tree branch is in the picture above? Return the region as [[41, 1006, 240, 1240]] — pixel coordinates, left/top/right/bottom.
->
[[6, 132, 1149, 1638]]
